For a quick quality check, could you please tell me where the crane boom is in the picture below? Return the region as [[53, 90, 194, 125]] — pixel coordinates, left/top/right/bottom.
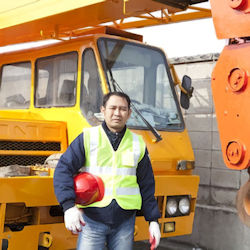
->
[[0, 0, 210, 47]]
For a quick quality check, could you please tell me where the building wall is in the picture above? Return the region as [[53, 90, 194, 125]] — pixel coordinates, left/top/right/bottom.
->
[[163, 54, 250, 250]]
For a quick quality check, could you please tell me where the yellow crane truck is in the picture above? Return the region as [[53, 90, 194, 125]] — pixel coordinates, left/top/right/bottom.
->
[[0, 1, 210, 249]]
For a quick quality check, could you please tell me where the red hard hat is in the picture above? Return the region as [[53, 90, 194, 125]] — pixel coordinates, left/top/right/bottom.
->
[[74, 172, 105, 206]]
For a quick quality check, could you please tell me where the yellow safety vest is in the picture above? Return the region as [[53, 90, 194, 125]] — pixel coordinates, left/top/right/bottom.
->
[[79, 125, 145, 210]]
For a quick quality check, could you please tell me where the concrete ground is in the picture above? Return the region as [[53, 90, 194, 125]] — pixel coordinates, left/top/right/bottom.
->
[[70, 238, 202, 250], [134, 241, 169, 250], [133, 239, 203, 250]]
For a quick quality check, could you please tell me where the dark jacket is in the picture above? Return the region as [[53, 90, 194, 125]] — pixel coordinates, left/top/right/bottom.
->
[[53, 122, 160, 226]]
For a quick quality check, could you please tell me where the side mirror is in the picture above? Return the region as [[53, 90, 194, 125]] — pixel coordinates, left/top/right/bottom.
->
[[180, 75, 193, 110]]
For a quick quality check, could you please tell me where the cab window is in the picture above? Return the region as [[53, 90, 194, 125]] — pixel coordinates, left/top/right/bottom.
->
[[80, 49, 103, 125], [35, 52, 78, 107], [98, 38, 183, 131], [0, 62, 31, 109]]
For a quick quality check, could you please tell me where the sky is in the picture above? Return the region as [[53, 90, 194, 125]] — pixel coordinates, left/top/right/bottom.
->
[[131, 18, 225, 58], [0, 2, 225, 57], [130, 2, 226, 58]]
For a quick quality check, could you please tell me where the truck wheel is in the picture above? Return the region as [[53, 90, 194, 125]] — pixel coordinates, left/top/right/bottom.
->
[[236, 179, 250, 227]]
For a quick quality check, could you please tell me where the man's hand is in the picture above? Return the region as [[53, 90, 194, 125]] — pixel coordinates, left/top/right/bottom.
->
[[64, 206, 85, 234], [149, 221, 161, 249]]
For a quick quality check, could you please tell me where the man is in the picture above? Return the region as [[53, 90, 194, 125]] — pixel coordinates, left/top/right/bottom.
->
[[54, 92, 161, 249]]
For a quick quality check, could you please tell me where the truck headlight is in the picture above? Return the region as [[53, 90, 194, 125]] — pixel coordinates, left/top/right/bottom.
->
[[179, 197, 190, 215], [166, 198, 178, 216]]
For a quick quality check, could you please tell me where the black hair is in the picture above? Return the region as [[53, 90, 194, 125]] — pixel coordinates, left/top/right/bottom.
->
[[102, 92, 131, 109]]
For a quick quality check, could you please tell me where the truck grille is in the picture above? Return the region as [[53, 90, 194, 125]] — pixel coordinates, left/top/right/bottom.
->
[[0, 141, 61, 151], [0, 155, 48, 166], [0, 119, 67, 167]]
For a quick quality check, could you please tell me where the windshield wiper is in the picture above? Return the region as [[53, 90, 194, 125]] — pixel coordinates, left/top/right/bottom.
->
[[102, 40, 162, 142], [108, 74, 162, 142]]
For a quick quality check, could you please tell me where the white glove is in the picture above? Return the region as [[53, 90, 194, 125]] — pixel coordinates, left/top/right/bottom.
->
[[64, 206, 85, 234], [149, 221, 161, 249]]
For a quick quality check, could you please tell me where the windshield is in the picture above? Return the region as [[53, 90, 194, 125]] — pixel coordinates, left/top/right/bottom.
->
[[97, 38, 183, 131]]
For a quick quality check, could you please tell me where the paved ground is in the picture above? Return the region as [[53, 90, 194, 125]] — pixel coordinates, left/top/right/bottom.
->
[[70, 240, 203, 250], [133, 239, 204, 250], [134, 241, 171, 249], [69, 238, 203, 250]]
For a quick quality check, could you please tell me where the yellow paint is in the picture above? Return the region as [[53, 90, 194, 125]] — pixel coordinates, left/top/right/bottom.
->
[[0, 0, 105, 29], [0, 0, 211, 47]]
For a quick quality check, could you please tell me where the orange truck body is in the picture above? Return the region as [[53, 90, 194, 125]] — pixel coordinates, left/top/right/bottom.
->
[[211, 0, 250, 225]]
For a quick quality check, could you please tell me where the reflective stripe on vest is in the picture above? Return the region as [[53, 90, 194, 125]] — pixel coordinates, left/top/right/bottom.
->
[[81, 166, 137, 176], [80, 125, 145, 210]]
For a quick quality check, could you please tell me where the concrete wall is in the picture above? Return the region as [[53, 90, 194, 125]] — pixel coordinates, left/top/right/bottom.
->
[[163, 54, 250, 250]]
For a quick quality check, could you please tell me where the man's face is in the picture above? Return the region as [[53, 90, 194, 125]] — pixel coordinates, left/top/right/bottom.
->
[[101, 95, 131, 133]]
